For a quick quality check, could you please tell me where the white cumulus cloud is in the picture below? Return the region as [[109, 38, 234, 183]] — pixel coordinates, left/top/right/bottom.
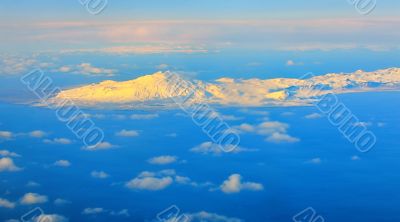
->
[[20, 193, 48, 205], [234, 121, 299, 143], [0, 157, 21, 172], [126, 175, 173, 191], [220, 174, 263, 194]]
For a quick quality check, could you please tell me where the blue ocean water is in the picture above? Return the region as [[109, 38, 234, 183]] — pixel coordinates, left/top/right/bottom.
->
[[0, 91, 399, 221]]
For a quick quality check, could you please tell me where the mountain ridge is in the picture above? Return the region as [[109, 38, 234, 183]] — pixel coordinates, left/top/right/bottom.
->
[[48, 68, 400, 109]]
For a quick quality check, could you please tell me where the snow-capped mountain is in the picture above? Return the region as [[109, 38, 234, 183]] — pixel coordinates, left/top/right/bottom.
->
[[48, 68, 400, 109]]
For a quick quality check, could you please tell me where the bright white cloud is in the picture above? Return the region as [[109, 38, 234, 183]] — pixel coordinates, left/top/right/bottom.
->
[[0, 150, 20, 157], [54, 160, 71, 167], [115, 129, 139, 137], [0, 198, 16, 209], [0, 157, 21, 172], [234, 121, 299, 143], [91, 171, 109, 179], [126, 169, 209, 191], [20, 193, 48, 205], [220, 174, 263, 194], [148, 156, 177, 165]]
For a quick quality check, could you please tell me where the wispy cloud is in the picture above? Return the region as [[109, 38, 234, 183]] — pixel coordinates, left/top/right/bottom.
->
[[0, 131, 13, 140], [54, 160, 71, 167], [91, 171, 109, 179], [130, 113, 159, 120], [148, 156, 178, 165], [190, 142, 256, 155], [0, 198, 16, 209], [82, 142, 116, 151], [56, 63, 116, 76], [3, 18, 399, 53], [305, 113, 323, 119], [115, 129, 139, 137], [0, 150, 21, 158], [44, 138, 73, 145], [186, 211, 243, 222], [28, 130, 48, 138]]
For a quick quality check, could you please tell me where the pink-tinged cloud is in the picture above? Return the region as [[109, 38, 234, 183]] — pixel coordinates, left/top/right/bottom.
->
[[1, 18, 399, 52]]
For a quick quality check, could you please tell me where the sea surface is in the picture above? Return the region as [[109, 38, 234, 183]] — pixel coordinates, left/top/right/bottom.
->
[[0, 91, 399, 221]]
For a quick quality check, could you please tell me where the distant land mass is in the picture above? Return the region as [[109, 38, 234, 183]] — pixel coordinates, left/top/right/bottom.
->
[[47, 68, 400, 109]]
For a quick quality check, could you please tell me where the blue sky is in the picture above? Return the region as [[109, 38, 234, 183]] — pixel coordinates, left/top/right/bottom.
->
[[1, 0, 400, 53], [1, 0, 400, 19]]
